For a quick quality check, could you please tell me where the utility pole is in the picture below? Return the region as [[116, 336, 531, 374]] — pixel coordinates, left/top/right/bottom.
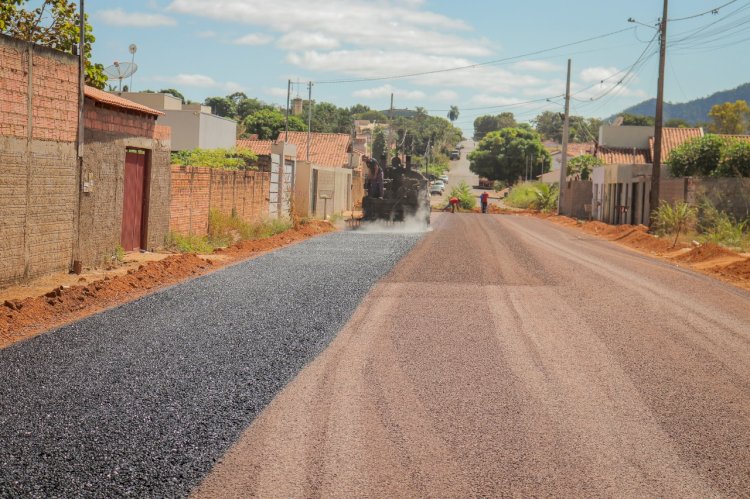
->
[[72, 0, 85, 274], [557, 58, 572, 215], [307, 81, 313, 162], [649, 0, 669, 225], [284, 79, 291, 142]]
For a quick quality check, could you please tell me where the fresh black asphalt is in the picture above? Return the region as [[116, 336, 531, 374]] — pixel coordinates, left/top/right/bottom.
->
[[0, 230, 422, 498]]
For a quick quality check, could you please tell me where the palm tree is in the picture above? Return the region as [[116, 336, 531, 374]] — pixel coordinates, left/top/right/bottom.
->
[[447, 105, 460, 122]]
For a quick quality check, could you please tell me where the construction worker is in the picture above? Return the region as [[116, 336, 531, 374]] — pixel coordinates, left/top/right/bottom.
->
[[480, 191, 489, 213], [448, 195, 460, 213], [363, 156, 384, 198]]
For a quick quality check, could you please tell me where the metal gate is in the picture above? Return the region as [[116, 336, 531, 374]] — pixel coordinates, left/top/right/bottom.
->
[[121, 149, 147, 251]]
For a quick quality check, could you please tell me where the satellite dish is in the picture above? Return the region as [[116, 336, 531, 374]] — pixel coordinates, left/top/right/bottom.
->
[[612, 116, 624, 127], [103, 61, 138, 92]]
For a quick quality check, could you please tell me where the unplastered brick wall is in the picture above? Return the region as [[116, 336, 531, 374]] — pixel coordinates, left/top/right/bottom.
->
[[79, 105, 171, 265], [0, 34, 78, 286], [170, 166, 270, 236]]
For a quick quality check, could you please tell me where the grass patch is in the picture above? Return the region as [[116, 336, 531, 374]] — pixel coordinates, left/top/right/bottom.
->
[[167, 232, 215, 254], [506, 181, 558, 211]]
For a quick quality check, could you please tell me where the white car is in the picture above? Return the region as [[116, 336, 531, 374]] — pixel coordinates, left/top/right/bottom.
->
[[429, 181, 445, 195], [439, 174, 449, 184]]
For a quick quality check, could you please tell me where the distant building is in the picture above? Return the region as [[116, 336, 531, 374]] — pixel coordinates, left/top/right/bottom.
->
[[116, 92, 237, 151]]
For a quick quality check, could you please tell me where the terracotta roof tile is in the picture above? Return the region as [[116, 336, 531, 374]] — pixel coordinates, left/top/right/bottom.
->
[[279, 131, 351, 168], [596, 146, 649, 165], [85, 86, 162, 116], [649, 127, 703, 163], [566, 142, 596, 157], [236, 139, 274, 156]]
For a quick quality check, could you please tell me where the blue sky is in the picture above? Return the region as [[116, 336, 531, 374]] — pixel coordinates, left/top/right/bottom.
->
[[86, 0, 750, 135]]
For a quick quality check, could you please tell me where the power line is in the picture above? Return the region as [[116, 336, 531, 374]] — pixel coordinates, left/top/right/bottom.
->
[[669, 0, 740, 21], [314, 27, 636, 85]]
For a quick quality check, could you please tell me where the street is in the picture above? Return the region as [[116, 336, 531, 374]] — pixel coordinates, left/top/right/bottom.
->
[[2, 214, 750, 497], [196, 214, 750, 497]]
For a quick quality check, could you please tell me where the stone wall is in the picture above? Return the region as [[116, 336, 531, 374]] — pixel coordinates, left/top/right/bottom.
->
[[170, 166, 270, 236], [0, 35, 78, 286]]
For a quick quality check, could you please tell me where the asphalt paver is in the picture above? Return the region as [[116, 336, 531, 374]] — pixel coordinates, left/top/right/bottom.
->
[[0, 231, 422, 498], [195, 213, 750, 498]]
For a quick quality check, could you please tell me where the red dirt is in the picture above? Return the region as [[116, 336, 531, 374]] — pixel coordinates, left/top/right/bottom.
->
[[0, 221, 336, 349], [709, 258, 750, 282], [672, 243, 738, 264]]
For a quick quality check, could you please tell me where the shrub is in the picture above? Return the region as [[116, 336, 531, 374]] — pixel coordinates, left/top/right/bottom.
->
[[506, 181, 552, 210], [532, 183, 559, 212], [167, 233, 215, 254], [653, 201, 697, 247], [449, 181, 476, 210], [171, 148, 258, 170]]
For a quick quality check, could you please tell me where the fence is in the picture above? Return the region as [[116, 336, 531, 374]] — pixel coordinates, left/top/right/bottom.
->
[[169, 166, 270, 236]]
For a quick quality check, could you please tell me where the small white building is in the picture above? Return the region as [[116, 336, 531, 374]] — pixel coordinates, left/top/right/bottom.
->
[[115, 92, 237, 151]]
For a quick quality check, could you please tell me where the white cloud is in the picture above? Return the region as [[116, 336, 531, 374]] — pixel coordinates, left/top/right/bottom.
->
[[352, 85, 426, 100], [265, 87, 290, 98], [95, 8, 176, 27], [154, 74, 244, 92], [576, 66, 646, 99], [234, 33, 273, 46], [513, 60, 563, 73], [278, 32, 340, 51], [433, 90, 459, 101], [580, 66, 620, 83], [167, 0, 489, 57]]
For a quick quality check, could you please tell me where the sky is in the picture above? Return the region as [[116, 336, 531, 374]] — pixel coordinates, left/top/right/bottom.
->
[[84, 0, 750, 137]]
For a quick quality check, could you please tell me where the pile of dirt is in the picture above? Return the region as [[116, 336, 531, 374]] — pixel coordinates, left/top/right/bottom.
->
[[672, 243, 737, 264], [708, 258, 750, 282], [0, 220, 336, 349]]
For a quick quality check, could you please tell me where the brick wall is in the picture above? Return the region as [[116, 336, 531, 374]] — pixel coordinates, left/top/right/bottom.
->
[[79, 104, 171, 266], [170, 166, 270, 236], [0, 35, 78, 286]]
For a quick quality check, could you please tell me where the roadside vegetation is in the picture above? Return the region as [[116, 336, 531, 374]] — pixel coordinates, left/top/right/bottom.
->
[[506, 181, 559, 212], [168, 210, 293, 254], [171, 148, 258, 170], [449, 181, 476, 210], [653, 199, 750, 251]]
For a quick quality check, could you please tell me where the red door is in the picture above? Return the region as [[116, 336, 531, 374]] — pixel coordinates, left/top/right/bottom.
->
[[121, 150, 147, 251]]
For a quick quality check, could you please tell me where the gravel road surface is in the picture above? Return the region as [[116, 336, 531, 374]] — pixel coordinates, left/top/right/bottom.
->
[[0, 231, 422, 498], [195, 213, 750, 498]]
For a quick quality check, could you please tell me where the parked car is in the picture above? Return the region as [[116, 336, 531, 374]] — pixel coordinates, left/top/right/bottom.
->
[[439, 174, 449, 184], [429, 181, 445, 195], [450, 149, 460, 160]]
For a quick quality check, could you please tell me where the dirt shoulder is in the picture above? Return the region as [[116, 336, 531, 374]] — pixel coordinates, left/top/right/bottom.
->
[[0, 221, 336, 349], [530, 213, 750, 292]]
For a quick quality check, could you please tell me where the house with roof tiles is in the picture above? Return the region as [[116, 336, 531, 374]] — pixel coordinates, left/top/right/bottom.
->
[[590, 125, 705, 226]]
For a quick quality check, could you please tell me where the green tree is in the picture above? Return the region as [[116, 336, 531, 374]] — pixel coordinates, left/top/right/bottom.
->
[[714, 139, 750, 177], [473, 112, 516, 141], [621, 113, 655, 126], [243, 108, 306, 140], [237, 98, 270, 121], [371, 127, 386, 163], [303, 101, 353, 134], [708, 100, 750, 134], [1, 0, 106, 88], [447, 105, 459, 122], [204, 96, 236, 118], [354, 109, 388, 122], [532, 111, 563, 141], [171, 148, 258, 170], [468, 127, 551, 184], [567, 154, 603, 180], [160, 88, 186, 104], [665, 118, 692, 128], [227, 91, 248, 106], [667, 135, 729, 177]]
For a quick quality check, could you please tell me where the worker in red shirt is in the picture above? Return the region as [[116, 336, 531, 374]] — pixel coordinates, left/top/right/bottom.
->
[[480, 191, 489, 213], [448, 195, 460, 213]]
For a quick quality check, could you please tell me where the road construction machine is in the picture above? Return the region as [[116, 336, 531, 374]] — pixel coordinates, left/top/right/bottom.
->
[[362, 157, 431, 224]]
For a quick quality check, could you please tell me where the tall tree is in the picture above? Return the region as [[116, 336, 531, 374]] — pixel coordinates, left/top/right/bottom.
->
[[468, 127, 551, 184], [237, 98, 270, 121], [473, 112, 516, 141], [447, 105, 459, 122], [621, 113, 655, 126], [371, 127, 386, 163], [0, 0, 106, 88], [204, 96, 236, 118], [227, 91, 248, 106], [242, 108, 306, 140], [708, 100, 750, 134]]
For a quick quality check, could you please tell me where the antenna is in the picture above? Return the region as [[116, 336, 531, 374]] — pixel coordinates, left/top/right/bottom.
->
[[128, 44, 137, 91], [103, 61, 138, 92]]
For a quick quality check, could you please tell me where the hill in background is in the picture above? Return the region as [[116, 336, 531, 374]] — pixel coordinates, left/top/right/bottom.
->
[[616, 82, 750, 124]]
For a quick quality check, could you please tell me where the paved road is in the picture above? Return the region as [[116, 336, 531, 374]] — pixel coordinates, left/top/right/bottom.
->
[[0, 231, 422, 498], [196, 213, 750, 498]]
